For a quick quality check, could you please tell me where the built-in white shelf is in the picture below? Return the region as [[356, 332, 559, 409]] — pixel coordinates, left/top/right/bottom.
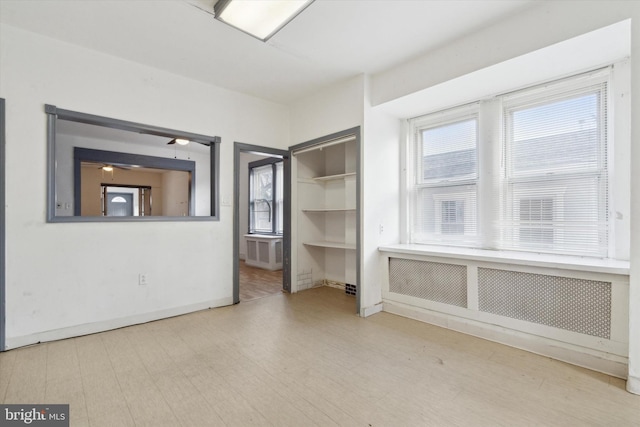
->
[[303, 241, 356, 250], [312, 172, 356, 182], [297, 173, 356, 184], [302, 208, 356, 213]]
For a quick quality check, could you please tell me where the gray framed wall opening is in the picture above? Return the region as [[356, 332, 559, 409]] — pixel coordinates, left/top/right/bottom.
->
[[74, 147, 196, 217], [45, 104, 221, 222], [234, 142, 291, 304], [0, 98, 5, 351]]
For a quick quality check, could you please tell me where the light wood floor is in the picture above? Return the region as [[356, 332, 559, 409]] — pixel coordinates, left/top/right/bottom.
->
[[239, 260, 283, 302], [1, 287, 639, 426]]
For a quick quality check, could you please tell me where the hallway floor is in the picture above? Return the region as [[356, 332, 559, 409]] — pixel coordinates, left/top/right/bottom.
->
[[238, 260, 283, 302], [1, 287, 638, 426]]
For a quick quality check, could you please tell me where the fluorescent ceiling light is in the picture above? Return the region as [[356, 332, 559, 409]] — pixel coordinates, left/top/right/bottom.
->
[[214, 0, 314, 41]]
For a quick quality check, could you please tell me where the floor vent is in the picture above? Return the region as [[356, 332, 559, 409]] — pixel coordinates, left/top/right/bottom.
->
[[478, 268, 611, 338], [389, 258, 467, 308], [345, 283, 357, 296]]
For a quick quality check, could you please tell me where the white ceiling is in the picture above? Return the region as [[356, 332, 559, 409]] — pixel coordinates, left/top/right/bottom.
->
[[0, 0, 535, 104]]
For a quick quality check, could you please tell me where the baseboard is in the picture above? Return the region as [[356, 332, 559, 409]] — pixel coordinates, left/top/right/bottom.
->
[[627, 375, 640, 395], [360, 302, 383, 317], [5, 297, 233, 350], [383, 300, 628, 379]]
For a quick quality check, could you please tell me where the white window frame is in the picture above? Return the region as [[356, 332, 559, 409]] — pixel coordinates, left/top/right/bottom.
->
[[502, 70, 609, 257], [408, 104, 480, 246], [403, 63, 629, 260]]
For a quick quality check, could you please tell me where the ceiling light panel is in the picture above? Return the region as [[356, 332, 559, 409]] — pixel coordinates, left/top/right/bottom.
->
[[214, 0, 313, 41]]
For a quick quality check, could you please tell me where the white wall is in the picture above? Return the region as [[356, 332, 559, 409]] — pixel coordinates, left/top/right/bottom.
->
[[0, 24, 289, 348], [372, 1, 637, 107], [361, 76, 401, 314], [290, 75, 365, 144]]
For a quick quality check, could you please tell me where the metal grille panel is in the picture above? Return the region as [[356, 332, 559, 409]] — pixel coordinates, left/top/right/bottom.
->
[[275, 241, 283, 263], [258, 241, 269, 263], [478, 268, 611, 338], [389, 258, 467, 307], [247, 240, 257, 261]]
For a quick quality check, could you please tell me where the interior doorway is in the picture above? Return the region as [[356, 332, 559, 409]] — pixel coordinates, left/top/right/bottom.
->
[[233, 143, 290, 304]]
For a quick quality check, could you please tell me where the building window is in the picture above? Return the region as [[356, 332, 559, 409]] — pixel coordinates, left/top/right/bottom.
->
[[503, 77, 608, 256], [410, 106, 478, 245], [407, 68, 611, 257], [249, 158, 283, 234], [441, 200, 465, 235], [518, 198, 554, 244]]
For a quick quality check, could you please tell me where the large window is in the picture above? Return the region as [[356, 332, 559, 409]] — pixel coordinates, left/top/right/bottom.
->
[[410, 106, 478, 245], [502, 81, 608, 256], [249, 158, 283, 234], [407, 69, 612, 257]]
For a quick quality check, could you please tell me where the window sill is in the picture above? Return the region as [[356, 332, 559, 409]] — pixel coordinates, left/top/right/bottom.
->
[[378, 244, 629, 276]]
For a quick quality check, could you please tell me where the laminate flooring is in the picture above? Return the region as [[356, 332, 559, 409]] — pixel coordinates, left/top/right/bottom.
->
[[1, 287, 638, 426], [239, 260, 283, 302]]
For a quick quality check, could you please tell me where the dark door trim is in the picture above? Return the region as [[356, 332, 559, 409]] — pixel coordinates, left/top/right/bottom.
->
[[233, 143, 290, 304], [0, 98, 6, 350]]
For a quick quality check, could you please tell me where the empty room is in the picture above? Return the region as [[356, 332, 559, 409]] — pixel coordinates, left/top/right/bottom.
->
[[0, 0, 639, 425]]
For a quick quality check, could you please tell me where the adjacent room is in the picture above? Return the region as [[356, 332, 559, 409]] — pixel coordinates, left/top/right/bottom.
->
[[1, 0, 639, 425]]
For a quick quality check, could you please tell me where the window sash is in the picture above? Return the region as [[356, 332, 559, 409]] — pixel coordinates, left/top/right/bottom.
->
[[501, 80, 608, 257], [409, 106, 479, 246]]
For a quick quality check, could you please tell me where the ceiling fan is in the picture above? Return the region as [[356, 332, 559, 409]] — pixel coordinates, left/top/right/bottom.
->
[[167, 138, 190, 145], [167, 138, 210, 147], [97, 163, 130, 171]]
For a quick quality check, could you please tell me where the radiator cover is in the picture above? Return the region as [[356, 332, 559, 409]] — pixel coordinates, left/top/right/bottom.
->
[[389, 258, 467, 308], [478, 267, 611, 338]]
